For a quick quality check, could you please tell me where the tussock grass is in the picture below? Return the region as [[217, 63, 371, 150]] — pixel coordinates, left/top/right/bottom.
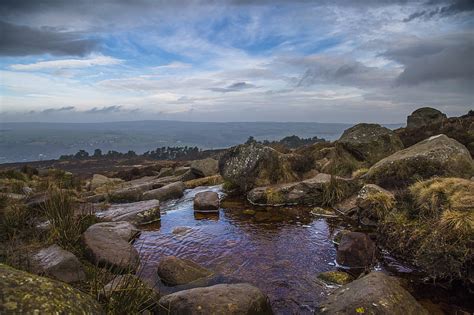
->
[[363, 191, 395, 220], [352, 168, 369, 179], [440, 210, 474, 236], [322, 176, 352, 206]]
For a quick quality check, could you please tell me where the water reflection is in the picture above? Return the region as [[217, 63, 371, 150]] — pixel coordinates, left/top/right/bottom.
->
[[136, 185, 348, 314]]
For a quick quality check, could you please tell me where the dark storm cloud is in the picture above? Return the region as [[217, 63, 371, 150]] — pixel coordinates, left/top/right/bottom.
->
[[41, 106, 75, 114], [382, 33, 474, 85], [404, 0, 474, 22], [0, 21, 98, 56], [209, 81, 257, 92]]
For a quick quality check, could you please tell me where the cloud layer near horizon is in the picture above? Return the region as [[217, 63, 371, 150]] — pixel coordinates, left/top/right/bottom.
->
[[0, 0, 473, 123]]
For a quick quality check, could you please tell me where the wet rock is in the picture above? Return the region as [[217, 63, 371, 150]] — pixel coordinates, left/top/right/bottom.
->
[[142, 182, 185, 202], [365, 134, 474, 187], [332, 230, 350, 246], [96, 200, 160, 225], [194, 191, 219, 212], [184, 175, 223, 189], [310, 207, 338, 218], [219, 142, 300, 192], [317, 270, 354, 285], [190, 158, 219, 177], [157, 256, 213, 286], [356, 184, 395, 226], [172, 226, 192, 235], [334, 195, 358, 217], [318, 272, 428, 314], [90, 174, 123, 191], [407, 107, 447, 129], [0, 263, 103, 314], [158, 283, 272, 314], [247, 173, 357, 206], [31, 244, 85, 283], [337, 123, 404, 164], [336, 232, 375, 268], [83, 221, 140, 272]]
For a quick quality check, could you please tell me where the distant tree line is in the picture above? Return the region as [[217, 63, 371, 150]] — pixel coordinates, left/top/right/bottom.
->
[[59, 135, 326, 161]]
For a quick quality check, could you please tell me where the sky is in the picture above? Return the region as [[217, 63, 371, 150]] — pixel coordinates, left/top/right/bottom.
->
[[0, 0, 473, 123]]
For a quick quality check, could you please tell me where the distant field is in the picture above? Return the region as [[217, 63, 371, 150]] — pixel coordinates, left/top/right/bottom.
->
[[0, 120, 403, 163]]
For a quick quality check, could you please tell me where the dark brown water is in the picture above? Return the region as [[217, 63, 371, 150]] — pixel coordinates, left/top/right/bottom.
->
[[134, 185, 473, 314], [135, 185, 350, 314]]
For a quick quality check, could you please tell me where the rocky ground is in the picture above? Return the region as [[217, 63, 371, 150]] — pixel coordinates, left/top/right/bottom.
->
[[1, 107, 473, 314]]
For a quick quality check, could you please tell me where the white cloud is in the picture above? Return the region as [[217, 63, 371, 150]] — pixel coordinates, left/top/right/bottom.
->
[[9, 55, 122, 71]]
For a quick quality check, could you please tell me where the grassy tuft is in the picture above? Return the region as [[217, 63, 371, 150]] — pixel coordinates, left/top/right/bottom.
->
[[352, 168, 369, 179], [363, 191, 395, 220], [439, 210, 474, 236], [322, 176, 351, 206]]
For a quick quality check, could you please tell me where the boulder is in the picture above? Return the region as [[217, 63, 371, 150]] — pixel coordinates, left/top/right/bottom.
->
[[83, 221, 140, 272], [407, 107, 447, 129], [219, 142, 300, 192], [336, 232, 375, 268], [190, 158, 219, 177], [90, 174, 123, 191], [109, 186, 144, 202], [337, 123, 404, 164], [318, 272, 428, 314], [158, 283, 272, 315], [96, 199, 160, 225], [247, 173, 357, 206], [31, 244, 85, 283], [157, 167, 174, 178], [356, 184, 395, 225], [194, 191, 219, 212], [365, 134, 474, 187], [317, 270, 354, 285], [0, 263, 103, 314], [142, 182, 185, 202], [157, 256, 213, 286]]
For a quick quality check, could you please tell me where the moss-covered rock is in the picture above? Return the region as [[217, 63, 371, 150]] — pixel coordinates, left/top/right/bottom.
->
[[406, 107, 447, 130], [365, 134, 474, 187], [0, 263, 103, 314]]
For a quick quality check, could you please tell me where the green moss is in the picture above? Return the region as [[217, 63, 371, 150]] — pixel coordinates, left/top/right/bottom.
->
[[265, 188, 285, 205], [318, 270, 354, 285]]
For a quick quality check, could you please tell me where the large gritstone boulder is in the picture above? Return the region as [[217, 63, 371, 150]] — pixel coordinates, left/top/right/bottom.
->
[[142, 182, 185, 202], [157, 256, 213, 286], [219, 142, 301, 192], [190, 158, 219, 177], [337, 123, 404, 165], [318, 272, 428, 314], [0, 263, 103, 314], [407, 107, 447, 129], [364, 134, 473, 187], [158, 283, 272, 315], [96, 199, 160, 225]]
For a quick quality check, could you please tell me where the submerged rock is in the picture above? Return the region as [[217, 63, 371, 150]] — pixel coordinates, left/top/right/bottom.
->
[[157, 256, 213, 286], [407, 107, 447, 130], [193, 191, 219, 212], [142, 182, 185, 202], [336, 232, 375, 268], [83, 221, 140, 272], [31, 244, 85, 283], [96, 199, 160, 225], [247, 173, 357, 206], [158, 283, 272, 314], [219, 142, 300, 192], [365, 134, 474, 187], [191, 158, 219, 177], [337, 123, 404, 164], [0, 263, 103, 314], [317, 270, 354, 285], [318, 272, 428, 314]]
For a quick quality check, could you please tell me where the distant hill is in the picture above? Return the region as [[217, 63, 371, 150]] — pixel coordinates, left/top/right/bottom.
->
[[0, 120, 403, 163]]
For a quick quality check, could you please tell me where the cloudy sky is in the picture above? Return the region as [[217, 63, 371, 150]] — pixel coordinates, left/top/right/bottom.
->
[[1, 0, 473, 123]]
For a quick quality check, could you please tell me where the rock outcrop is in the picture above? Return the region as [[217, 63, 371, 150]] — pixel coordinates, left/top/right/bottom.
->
[[407, 107, 447, 129], [191, 158, 219, 177], [193, 191, 219, 212], [142, 182, 185, 202], [0, 263, 103, 314], [158, 283, 272, 314], [31, 244, 85, 283], [247, 173, 358, 206], [318, 272, 428, 314], [365, 134, 474, 186], [219, 142, 301, 192], [157, 256, 213, 286], [336, 232, 375, 268], [83, 221, 140, 272], [337, 123, 404, 165], [96, 199, 160, 225]]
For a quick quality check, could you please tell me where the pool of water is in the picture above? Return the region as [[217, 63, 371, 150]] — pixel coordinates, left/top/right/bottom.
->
[[133, 185, 473, 314]]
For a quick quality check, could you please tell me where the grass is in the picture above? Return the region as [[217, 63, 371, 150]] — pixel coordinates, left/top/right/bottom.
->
[[362, 191, 395, 220], [321, 176, 352, 206]]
